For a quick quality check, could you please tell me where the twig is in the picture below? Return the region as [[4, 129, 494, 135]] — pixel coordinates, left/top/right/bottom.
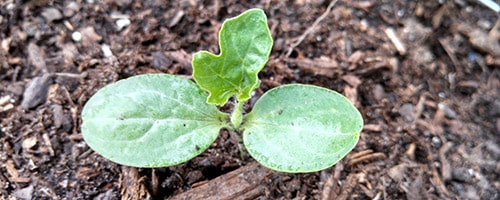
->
[[439, 142, 452, 182], [384, 27, 406, 55], [285, 0, 339, 57], [347, 152, 386, 166], [438, 38, 461, 70]]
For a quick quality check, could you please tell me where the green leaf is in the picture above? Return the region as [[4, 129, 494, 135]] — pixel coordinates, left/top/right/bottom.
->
[[242, 84, 363, 173], [81, 74, 229, 168], [192, 8, 273, 106]]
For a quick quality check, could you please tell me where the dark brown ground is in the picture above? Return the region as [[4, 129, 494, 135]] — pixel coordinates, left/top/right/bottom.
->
[[1, 0, 499, 199]]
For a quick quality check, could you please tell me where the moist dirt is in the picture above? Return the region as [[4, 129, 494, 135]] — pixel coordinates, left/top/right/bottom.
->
[[1, 1, 499, 199]]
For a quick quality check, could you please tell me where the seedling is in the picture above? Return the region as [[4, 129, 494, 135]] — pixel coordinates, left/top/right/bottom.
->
[[81, 9, 363, 173]]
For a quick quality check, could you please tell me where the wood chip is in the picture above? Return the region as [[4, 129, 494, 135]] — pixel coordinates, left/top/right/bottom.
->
[[120, 166, 151, 200], [0, 95, 14, 113], [170, 162, 271, 200], [168, 10, 185, 27], [347, 50, 364, 64], [284, 57, 340, 78], [485, 55, 500, 66], [401, 19, 431, 45], [344, 85, 358, 107], [5, 159, 30, 183], [21, 73, 53, 109], [323, 161, 344, 199], [439, 142, 453, 182], [489, 17, 500, 39], [342, 74, 362, 88], [80, 26, 102, 47], [0, 103, 13, 112], [41, 7, 63, 23], [457, 80, 480, 89], [405, 170, 425, 199], [42, 133, 54, 156], [456, 23, 500, 56], [405, 143, 416, 160], [51, 104, 64, 129], [76, 167, 101, 179], [0, 95, 11, 106], [22, 136, 38, 150], [363, 124, 382, 132], [5, 160, 19, 180], [13, 185, 34, 200], [336, 172, 358, 200], [388, 163, 408, 182], [28, 43, 47, 72]]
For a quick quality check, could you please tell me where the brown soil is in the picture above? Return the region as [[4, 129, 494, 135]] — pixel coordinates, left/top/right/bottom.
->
[[1, 1, 499, 199]]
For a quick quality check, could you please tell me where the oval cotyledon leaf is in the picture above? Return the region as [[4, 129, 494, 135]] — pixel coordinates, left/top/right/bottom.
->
[[242, 84, 363, 173], [81, 74, 230, 168]]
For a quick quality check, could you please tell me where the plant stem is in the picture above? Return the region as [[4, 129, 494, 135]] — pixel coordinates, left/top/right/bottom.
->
[[229, 100, 248, 159], [228, 130, 249, 160], [230, 100, 244, 129]]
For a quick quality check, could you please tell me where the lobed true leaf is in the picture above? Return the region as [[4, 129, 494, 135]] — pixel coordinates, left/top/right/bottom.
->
[[192, 8, 273, 105]]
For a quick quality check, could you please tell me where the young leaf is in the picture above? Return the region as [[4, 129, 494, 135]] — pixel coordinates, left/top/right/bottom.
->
[[192, 8, 273, 106], [242, 84, 363, 173], [81, 74, 229, 168]]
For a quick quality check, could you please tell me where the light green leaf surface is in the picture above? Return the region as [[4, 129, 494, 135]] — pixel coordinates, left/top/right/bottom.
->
[[242, 84, 363, 173], [192, 8, 273, 105], [81, 74, 229, 168]]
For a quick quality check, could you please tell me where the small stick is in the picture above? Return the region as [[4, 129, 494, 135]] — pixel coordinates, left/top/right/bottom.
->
[[53, 71, 88, 79], [348, 152, 386, 166], [285, 0, 339, 57], [438, 38, 461, 69], [384, 27, 406, 55]]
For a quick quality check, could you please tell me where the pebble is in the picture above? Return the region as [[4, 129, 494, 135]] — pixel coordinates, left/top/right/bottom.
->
[[399, 103, 416, 122], [64, 1, 81, 17], [431, 136, 441, 146], [71, 31, 82, 42], [6, 3, 15, 10], [13, 185, 33, 200], [116, 18, 131, 30], [41, 7, 63, 23], [373, 84, 386, 101], [360, 19, 369, 32], [452, 167, 474, 182], [438, 103, 457, 119], [101, 44, 113, 57]]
